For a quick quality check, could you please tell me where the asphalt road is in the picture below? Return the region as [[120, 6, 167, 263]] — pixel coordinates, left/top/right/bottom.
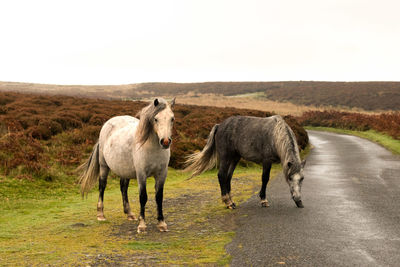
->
[[227, 130, 400, 266]]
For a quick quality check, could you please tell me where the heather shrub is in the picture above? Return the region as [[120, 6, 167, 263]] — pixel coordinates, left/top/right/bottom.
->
[[52, 114, 82, 130], [0, 132, 48, 176], [40, 119, 63, 135], [0, 92, 310, 179], [88, 114, 109, 126], [28, 125, 52, 140], [298, 110, 400, 140]]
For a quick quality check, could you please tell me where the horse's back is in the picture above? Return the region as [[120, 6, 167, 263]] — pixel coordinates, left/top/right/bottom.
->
[[99, 116, 139, 178], [216, 115, 280, 163], [217, 115, 279, 140]]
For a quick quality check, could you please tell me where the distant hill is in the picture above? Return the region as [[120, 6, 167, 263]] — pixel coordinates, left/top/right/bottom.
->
[[0, 81, 273, 98], [262, 81, 400, 111], [1, 81, 399, 111]]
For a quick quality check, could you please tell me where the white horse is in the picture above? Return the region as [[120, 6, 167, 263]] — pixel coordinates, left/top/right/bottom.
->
[[79, 98, 175, 233]]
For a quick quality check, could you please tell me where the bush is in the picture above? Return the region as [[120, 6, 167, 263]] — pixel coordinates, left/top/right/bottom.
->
[[0, 91, 310, 178], [88, 114, 109, 126], [52, 115, 82, 130], [28, 125, 52, 140], [298, 110, 400, 140]]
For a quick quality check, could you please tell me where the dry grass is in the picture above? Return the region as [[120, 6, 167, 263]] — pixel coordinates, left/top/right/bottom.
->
[[2, 81, 399, 112], [175, 93, 380, 116]]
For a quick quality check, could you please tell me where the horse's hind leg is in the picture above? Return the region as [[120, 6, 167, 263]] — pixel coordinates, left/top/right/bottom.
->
[[225, 157, 240, 209], [120, 179, 136, 221], [259, 162, 272, 207], [97, 165, 109, 221], [219, 157, 238, 209]]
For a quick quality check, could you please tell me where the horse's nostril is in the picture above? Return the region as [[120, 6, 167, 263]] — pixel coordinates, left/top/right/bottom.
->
[[161, 138, 170, 147]]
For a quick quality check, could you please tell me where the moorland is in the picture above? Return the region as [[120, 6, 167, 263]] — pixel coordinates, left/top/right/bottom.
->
[[1, 81, 399, 111], [1, 81, 399, 265]]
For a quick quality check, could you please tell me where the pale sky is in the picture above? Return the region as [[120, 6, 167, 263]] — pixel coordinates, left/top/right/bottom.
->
[[0, 0, 399, 85]]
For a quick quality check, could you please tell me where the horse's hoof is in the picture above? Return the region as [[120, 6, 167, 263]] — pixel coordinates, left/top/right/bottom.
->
[[137, 225, 147, 233], [97, 215, 106, 221], [157, 221, 169, 232], [137, 227, 147, 233], [295, 200, 304, 208], [137, 220, 147, 233], [127, 214, 137, 221], [227, 203, 236, 209], [260, 200, 270, 207]]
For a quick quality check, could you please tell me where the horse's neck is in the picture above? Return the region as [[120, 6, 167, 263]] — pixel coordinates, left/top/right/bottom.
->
[[274, 129, 299, 163], [139, 131, 160, 150], [281, 149, 300, 175]]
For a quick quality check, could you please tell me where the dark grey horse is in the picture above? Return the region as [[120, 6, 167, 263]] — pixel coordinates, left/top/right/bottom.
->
[[185, 115, 306, 209]]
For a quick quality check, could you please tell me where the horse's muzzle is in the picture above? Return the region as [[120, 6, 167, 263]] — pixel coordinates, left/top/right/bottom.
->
[[294, 199, 304, 208], [160, 138, 172, 149]]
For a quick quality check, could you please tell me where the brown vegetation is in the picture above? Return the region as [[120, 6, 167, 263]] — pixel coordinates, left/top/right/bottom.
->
[[0, 92, 308, 179], [297, 110, 400, 140], [1, 81, 399, 111], [263, 81, 400, 111], [2, 89, 399, 181]]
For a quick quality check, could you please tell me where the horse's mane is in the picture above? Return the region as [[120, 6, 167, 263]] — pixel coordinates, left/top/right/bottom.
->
[[136, 98, 168, 146], [272, 116, 301, 176]]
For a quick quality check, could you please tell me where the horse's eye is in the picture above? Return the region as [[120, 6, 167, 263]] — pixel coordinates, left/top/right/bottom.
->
[[300, 177, 304, 182], [171, 117, 175, 122], [154, 118, 158, 122]]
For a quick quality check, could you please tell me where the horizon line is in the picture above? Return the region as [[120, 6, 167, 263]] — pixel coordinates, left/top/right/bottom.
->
[[1, 80, 400, 87]]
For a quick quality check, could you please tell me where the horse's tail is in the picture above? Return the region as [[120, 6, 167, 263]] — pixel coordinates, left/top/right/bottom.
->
[[184, 124, 219, 178], [78, 142, 100, 197]]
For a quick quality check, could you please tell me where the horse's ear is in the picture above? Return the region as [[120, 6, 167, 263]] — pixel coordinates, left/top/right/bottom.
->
[[170, 97, 176, 108], [154, 98, 159, 106], [301, 159, 306, 168]]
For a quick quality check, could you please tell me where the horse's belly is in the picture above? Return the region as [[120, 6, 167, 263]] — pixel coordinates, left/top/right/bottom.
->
[[103, 148, 136, 178], [102, 130, 137, 179], [237, 145, 264, 164], [242, 153, 263, 164]]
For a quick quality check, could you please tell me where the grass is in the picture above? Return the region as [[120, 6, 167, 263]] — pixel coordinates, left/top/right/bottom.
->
[[0, 163, 282, 266], [176, 93, 381, 118], [228, 91, 267, 99], [306, 126, 400, 155]]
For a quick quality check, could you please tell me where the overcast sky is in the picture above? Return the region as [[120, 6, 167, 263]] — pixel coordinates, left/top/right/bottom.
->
[[0, 0, 399, 85]]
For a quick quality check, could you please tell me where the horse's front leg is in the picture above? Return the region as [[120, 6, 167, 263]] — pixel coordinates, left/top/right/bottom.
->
[[259, 162, 272, 207], [155, 171, 168, 232], [120, 178, 136, 221], [137, 175, 148, 233]]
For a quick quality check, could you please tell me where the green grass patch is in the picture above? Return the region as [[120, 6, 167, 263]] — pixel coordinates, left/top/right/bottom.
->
[[126, 241, 168, 250], [306, 126, 400, 155], [0, 164, 281, 266], [228, 91, 267, 99]]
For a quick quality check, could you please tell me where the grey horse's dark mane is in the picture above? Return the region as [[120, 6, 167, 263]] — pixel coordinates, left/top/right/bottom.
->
[[136, 98, 168, 146], [272, 116, 301, 177]]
